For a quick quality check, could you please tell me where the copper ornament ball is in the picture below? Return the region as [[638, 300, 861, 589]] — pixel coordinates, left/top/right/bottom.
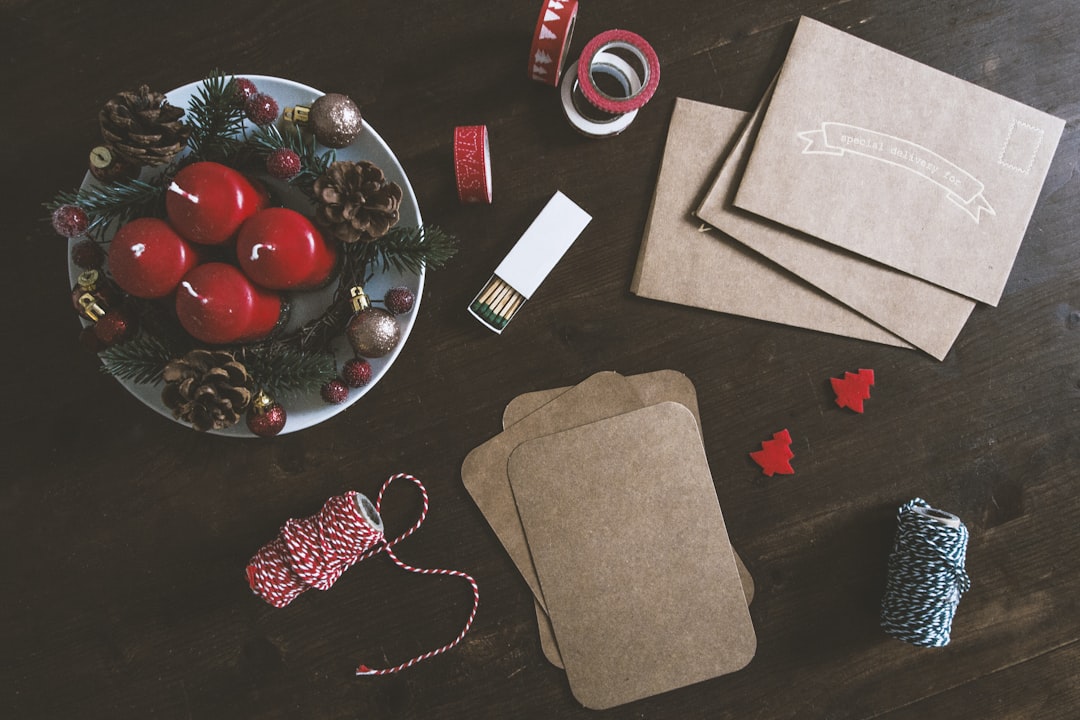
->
[[346, 307, 400, 358], [309, 93, 363, 148]]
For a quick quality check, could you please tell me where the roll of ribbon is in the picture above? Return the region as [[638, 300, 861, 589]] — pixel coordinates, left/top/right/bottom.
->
[[529, 0, 579, 86], [577, 29, 661, 115], [560, 50, 644, 138], [453, 125, 493, 204], [880, 498, 971, 648], [246, 473, 480, 675]]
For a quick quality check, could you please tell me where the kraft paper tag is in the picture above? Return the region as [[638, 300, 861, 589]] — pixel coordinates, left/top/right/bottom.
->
[[509, 403, 757, 709], [502, 370, 755, 670], [631, 98, 909, 349], [697, 88, 975, 361], [503, 369, 704, 436], [728, 16, 1065, 305], [461, 371, 643, 609]]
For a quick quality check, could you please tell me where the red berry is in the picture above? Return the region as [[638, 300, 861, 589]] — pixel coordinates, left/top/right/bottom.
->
[[236, 208, 337, 290], [342, 358, 373, 388], [166, 161, 269, 245], [93, 308, 137, 347], [246, 93, 279, 126], [384, 286, 416, 314], [52, 204, 89, 237], [266, 148, 302, 179], [234, 77, 258, 102], [71, 239, 105, 269], [321, 379, 349, 404], [175, 263, 283, 344], [108, 218, 199, 298]]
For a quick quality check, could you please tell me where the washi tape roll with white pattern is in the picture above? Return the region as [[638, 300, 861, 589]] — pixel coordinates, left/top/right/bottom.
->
[[528, 0, 579, 86], [453, 125, 492, 204]]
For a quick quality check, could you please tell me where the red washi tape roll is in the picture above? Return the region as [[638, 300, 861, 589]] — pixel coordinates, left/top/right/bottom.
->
[[528, 0, 579, 86], [453, 125, 492, 204], [560, 50, 644, 138], [577, 29, 661, 115]]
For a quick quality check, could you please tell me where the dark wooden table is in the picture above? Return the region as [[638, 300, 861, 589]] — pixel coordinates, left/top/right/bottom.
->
[[5, 1, 1079, 717]]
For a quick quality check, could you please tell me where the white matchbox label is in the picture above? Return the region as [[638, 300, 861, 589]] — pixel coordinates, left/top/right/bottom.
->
[[494, 191, 591, 299]]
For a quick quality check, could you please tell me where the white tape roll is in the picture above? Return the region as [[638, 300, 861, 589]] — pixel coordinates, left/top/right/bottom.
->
[[560, 50, 643, 138]]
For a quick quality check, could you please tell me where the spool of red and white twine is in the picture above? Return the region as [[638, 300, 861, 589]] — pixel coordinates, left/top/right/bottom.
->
[[246, 473, 479, 676]]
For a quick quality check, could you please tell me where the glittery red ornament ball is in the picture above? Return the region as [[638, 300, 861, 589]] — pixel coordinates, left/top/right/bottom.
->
[[234, 77, 258, 102], [266, 148, 302, 179], [342, 358, 373, 388], [384, 286, 416, 315], [93, 308, 136, 346], [52, 204, 90, 238], [248, 403, 287, 437], [71, 239, 106, 269], [320, 379, 349, 404], [246, 93, 279, 126]]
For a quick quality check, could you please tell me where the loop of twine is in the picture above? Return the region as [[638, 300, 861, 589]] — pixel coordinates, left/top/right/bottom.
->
[[880, 497, 970, 647], [246, 473, 479, 675]]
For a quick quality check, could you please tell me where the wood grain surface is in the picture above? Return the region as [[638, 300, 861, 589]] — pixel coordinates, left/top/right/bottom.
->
[[3, 1, 1078, 717]]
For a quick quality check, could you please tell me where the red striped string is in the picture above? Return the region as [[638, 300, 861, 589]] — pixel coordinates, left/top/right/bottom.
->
[[245, 473, 480, 676]]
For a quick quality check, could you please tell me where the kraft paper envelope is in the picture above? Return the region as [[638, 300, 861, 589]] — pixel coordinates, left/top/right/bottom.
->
[[697, 89, 975, 360], [631, 99, 909, 349], [461, 371, 643, 609], [502, 370, 755, 669], [728, 16, 1065, 305], [509, 402, 756, 709]]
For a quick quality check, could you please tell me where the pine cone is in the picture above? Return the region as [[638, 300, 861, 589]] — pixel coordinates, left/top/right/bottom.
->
[[161, 350, 252, 432], [313, 161, 402, 243], [99, 85, 192, 167]]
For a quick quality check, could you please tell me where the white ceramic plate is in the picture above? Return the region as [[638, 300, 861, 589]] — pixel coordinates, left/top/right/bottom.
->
[[69, 75, 424, 437]]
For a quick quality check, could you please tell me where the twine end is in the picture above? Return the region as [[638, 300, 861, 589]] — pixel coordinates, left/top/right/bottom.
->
[[356, 664, 376, 676]]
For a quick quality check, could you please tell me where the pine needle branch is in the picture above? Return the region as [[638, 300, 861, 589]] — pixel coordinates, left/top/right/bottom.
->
[[185, 70, 247, 163], [233, 345, 338, 396], [45, 178, 166, 237], [356, 225, 458, 276], [99, 334, 177, 384]]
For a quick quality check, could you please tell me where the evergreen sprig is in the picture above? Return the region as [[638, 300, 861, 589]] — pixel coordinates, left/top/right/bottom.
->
[[355, 225, 458, 276], [46, 178, 165, 237], [185, 70, 246, 163], [99, 333, 177, 384], [233, 345, 338, 396]]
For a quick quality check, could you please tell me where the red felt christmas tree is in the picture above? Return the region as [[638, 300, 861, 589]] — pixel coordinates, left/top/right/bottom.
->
[[750, 429, 795, 477], [831, 368, 875, 413]]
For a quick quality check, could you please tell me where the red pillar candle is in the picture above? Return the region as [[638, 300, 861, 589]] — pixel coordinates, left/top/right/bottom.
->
[[108, 218, 199, 298], [176, 262, 283, 344], [166, 161, 269, 245], [236, 208, 337, 290]]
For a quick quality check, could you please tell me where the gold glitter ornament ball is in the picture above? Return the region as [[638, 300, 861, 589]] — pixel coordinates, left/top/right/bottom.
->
[[310, 93, 363, 148], [346, 307, 400, 358]]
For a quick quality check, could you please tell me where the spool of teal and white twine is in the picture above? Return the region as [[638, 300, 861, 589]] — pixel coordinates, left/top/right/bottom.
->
[[880, 498, 971, 647]]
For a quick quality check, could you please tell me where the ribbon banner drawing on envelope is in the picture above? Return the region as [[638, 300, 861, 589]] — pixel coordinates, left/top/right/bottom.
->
[[798, 122, 994, 222]]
